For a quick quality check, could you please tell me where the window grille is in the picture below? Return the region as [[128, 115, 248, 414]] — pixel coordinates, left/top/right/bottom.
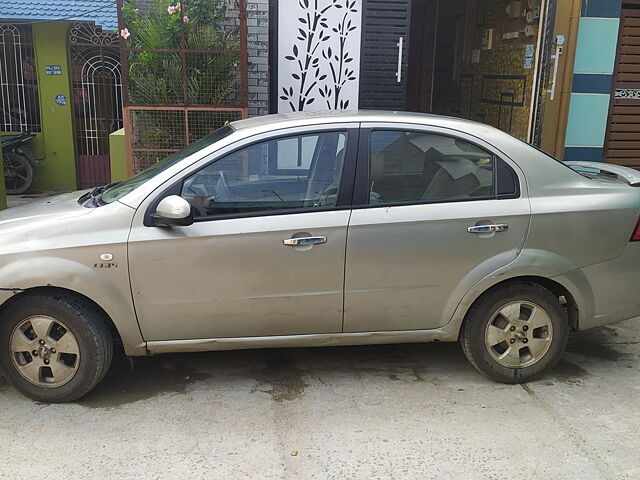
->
[[0, 24, 41, 132]]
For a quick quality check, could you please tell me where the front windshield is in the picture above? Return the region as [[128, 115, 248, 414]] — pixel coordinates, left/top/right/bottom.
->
[[100, 125, 235, 204]]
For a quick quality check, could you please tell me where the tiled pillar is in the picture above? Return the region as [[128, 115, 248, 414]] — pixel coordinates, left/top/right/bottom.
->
[[247, 0, 270, 116], [563, 0, 622, 161]]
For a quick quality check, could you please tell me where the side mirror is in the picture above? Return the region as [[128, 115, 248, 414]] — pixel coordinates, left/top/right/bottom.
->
[[151, 195, 194, 227]]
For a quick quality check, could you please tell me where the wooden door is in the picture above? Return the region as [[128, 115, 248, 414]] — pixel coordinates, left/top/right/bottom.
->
[[605, 8, 640, 168]]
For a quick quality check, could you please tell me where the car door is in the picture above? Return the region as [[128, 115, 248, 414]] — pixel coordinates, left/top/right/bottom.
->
[[343, 124, 531, 332], [128, 124, 358, 341]]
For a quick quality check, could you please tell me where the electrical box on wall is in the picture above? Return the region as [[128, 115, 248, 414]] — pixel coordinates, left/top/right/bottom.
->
[[505, 1, 522, 19]]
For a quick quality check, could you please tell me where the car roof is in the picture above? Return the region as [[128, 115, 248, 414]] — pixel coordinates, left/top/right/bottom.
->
[[229, 110, 529, 164], [231, 110, 491, 135]]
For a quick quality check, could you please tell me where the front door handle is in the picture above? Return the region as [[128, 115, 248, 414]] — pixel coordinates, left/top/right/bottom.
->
[[468, 224, 509, 234], [283, 236, 327, 246]]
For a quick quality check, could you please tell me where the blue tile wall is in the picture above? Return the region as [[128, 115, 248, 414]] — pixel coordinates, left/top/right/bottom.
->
[[565, 94, 611, 147], [572, 73, 613, 94], [564, 147, 604, 162], [574, 18, 620, 74], [581, 0, 622, 19], [564, 1, 624, 156]]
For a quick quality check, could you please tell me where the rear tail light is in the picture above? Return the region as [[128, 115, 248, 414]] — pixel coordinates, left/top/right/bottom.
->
[[631, 217, 640, 242]]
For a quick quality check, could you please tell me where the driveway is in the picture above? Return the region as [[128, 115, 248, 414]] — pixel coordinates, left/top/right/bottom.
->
[[1, 318, 639, 479]]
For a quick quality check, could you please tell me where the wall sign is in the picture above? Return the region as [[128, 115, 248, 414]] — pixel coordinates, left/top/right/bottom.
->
[[278, 0, 362, 112], [523, 44, 535, 69], [55, 94, 67, 106], [46, 65, 63, 76]]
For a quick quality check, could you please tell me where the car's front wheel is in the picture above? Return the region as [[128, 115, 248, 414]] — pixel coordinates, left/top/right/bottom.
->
[[460, 283, 569, 383], [0, 293, 113, 402]]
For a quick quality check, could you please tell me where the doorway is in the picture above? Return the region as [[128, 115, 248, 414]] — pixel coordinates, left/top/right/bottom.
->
[[358, 0, 553, 143], [68, 23, 123, 189]]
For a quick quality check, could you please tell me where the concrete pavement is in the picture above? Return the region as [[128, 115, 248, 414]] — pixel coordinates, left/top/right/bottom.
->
[[1, 318, 639, 479], [6, 191, 66, 208]]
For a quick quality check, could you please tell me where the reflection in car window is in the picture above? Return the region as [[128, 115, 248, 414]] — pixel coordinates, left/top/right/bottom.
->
[[181, 131, 347, 217], [368, 131, 494, 204], [100, 125, 235, 204]]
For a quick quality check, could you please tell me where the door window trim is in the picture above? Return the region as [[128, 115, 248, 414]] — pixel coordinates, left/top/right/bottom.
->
[[352, 125, 521, 209], [143, 126, 359, 226]]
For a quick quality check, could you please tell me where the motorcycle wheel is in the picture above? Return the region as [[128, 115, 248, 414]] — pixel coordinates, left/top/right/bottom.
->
[[3, 151, 34, 195]]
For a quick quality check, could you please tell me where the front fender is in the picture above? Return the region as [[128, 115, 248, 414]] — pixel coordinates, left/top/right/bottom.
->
[[0, 256, 146, 355]]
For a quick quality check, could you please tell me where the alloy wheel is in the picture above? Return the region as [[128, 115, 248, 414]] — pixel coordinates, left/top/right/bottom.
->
[[10, 316, 81, 388], [484, 301, 554, 368]]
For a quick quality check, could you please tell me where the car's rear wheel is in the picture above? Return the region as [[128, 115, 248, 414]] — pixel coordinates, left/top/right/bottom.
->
[[0, 293, 113, 403], [460, 283, 569, 383]]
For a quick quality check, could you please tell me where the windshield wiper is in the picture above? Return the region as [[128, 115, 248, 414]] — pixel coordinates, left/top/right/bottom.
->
[[79, 181, 121, 207]]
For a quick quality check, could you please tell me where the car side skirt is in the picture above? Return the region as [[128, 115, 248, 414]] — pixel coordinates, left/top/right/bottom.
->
[[144, 329, 459, 355]]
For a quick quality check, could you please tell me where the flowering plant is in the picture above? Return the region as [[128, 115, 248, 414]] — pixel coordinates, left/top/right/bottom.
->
[[120, 0, 241, 106]]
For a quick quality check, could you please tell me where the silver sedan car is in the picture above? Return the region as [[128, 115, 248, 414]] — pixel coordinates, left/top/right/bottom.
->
[[1, 111, 640, 403]]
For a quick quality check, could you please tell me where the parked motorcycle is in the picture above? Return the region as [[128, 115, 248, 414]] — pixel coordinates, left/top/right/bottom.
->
[[2, 132, 40, 195]]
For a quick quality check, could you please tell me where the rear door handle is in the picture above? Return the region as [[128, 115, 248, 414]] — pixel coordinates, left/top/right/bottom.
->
[[467, 224, 509, 234], [283, 236, 327, 246]]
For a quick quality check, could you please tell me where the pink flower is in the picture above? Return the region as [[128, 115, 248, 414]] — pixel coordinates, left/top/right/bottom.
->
[[120, 28, 130, 39], [176, 3, 181, 10], [167, 5, 176, 14], [182, 15, 190, 22]]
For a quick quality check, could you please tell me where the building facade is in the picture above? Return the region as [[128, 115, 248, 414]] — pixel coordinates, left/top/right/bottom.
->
[[1, 1, 121, 193], [264, 0, 640, 166], [2, 0, 639, 209]]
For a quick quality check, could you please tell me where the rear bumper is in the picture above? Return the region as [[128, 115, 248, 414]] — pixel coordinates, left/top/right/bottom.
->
[[554, 242, 640, 330]]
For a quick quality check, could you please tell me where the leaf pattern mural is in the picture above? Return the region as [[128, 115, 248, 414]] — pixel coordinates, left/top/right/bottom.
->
[[278, 0, 361, 112]]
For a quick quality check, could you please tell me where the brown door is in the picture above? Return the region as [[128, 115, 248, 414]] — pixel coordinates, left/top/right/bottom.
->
[[605, 8, 640, 168]]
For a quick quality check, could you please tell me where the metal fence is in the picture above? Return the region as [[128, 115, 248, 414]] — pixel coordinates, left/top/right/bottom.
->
[[117, 0, 248, 174]]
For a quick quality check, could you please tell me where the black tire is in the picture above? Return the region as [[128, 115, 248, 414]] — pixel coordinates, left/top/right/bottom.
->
[[0, 293, 113, 403], [460, 283, 569, 384]]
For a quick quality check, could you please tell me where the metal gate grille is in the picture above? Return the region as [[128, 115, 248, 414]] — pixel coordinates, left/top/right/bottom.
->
[[118, 0, 249, 175], [0, 24, 40, 132], [69, 22, 123, 188]]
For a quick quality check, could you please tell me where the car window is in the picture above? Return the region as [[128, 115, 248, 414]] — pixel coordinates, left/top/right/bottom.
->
[[100, 125, 235, 205], [368, 131, 495, 205], [181, 131, 347, 217]]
